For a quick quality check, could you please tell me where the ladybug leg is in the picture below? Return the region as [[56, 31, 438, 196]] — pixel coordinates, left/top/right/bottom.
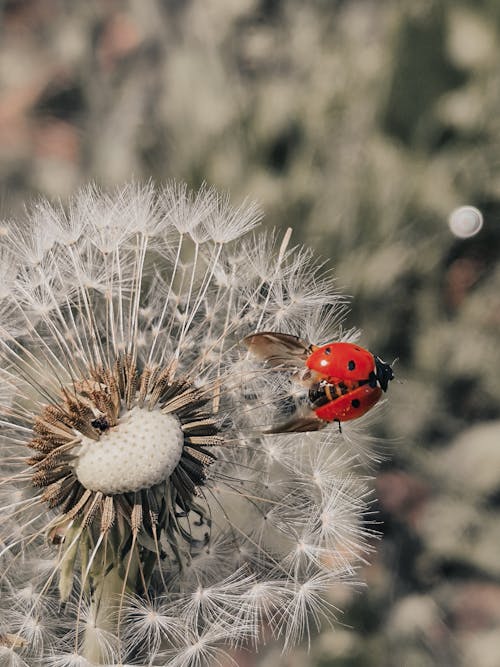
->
[[336, 420, 342, 434]]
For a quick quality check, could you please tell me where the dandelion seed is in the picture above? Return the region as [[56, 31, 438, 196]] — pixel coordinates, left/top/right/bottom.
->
[[163, 622, 256, 667], [45, 653, 94, 667], [278, 570, 346, 652], [0, 183, 379, 665], [121, 595, 184, 658], [0, 645, 30, 667]]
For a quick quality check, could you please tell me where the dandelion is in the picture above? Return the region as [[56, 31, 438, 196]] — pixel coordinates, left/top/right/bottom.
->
[[0, 183, 376, 665]]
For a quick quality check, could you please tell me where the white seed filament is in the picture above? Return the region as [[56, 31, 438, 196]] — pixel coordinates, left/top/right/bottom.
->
[[75, 406, 184, 494]]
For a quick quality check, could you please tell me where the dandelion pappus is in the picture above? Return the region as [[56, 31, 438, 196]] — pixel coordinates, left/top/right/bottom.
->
[[243, 332, 394, 432]]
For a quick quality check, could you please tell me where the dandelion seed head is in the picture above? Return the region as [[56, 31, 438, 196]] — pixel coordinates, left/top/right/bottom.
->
[[0, 182, 381, 665]]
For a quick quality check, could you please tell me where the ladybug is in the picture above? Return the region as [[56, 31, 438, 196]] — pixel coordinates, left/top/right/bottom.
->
[[243, 332, 393, 432]]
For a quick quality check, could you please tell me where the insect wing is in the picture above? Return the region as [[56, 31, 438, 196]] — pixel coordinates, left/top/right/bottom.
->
[[243, 332, 312, 369], [264, 411, 327, 433]]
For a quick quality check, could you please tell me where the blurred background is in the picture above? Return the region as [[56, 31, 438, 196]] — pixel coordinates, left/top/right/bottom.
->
[[1, 1, 500, 665]]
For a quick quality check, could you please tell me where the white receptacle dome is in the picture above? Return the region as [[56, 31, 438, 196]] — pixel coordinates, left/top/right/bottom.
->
[[75, 406, 184, 494]]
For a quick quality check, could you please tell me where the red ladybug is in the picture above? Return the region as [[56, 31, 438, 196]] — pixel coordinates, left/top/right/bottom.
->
[[243, 332, 393, 432]]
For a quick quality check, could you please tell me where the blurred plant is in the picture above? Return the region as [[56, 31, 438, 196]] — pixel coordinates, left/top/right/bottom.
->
[[0, 183, 377, 666]]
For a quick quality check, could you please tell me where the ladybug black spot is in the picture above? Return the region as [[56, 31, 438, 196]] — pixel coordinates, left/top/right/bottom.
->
[[351, 399, 361, 408], [348, 360, 356, 371], [324, 347, 331, 355]]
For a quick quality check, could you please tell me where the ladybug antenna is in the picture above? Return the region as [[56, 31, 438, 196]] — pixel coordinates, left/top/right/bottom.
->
[[374, 355, 394, 392]]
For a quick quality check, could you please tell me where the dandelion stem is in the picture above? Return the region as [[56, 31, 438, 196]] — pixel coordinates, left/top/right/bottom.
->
[[81, 561, 138, 665]]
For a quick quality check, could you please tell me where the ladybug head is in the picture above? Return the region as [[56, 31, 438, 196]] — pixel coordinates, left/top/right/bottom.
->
[[374, 356, 394, 392]]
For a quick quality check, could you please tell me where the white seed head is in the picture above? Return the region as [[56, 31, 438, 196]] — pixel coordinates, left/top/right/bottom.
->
[[0, 183, 379, 664], [448, 205, 483, 238], [75, 407, 184, 494]]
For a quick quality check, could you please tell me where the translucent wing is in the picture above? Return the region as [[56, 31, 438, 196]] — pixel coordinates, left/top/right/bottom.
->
[[243, 332, 313, 369], [264, 410, 327, 433]]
